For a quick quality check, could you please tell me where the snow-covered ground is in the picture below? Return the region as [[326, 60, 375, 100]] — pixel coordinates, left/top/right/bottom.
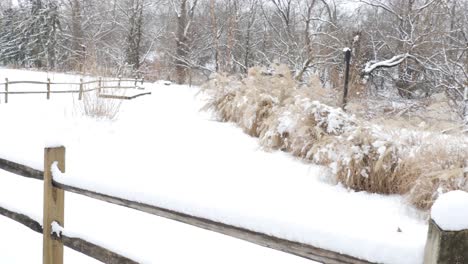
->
[[0, 69, 429, 263], [0, 172, 313, 264]]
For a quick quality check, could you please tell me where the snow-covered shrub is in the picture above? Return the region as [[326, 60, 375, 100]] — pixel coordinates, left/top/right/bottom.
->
[[312, 128, 418, 195], [202, 64, 296, 137], [403, 138, 468, 210], [259, 98, 357, 157], [201, 65, 468, 211], [79, 90, 122, 120]]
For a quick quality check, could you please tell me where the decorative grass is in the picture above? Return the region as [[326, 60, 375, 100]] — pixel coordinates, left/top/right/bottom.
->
[[201, 65, 468, 211]]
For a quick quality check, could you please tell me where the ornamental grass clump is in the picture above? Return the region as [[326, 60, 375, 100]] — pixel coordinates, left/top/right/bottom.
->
[[201, 64, 468, 211]]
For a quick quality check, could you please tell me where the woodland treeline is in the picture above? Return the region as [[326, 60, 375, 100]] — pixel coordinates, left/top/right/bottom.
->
[[0, 0, 467, 118]]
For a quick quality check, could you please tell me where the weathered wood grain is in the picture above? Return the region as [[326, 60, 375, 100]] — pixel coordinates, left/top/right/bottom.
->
[[58, 234, 138, 264], [0, 158, 43, 180], [43, 147, 65, 264], [0, 205, 138, 263], [0, 206, 43, 233]]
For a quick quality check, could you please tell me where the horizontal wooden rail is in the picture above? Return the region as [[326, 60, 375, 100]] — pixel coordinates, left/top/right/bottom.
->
[[0, 79, 143, 86], [0, 206, 43, 233], [99, 86, 138, 89], [47, 82, 82, 85], [0, 158, 43, 180], [7, 81, 49, 85], [0, 206, 137, 263], [0, 88, 131, 95], [99, 92, 152, 100], [52, 180, 372, 264], [0, 91, 48, 94], [0, 156, 372, 264], [0, 90, 78, 94]]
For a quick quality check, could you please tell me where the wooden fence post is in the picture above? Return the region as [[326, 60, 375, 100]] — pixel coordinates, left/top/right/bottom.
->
[[342, 48, 351, 111], [5, 78, 8, 104], [424, 219, 468, 264], [134, 77, 138, 87], [43, 146, 65, 264], [79, 78, 84, 100], [424, 190, 468, 264], [47, 78, 51, 100], [98, 77, 102, 94], [118, 75, 122, 88], [141, 77, 144, 85]]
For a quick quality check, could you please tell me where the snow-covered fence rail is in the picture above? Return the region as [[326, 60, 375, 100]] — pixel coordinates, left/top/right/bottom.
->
[[0, 77, 144, 103], [0, 206, 136, 264], [0, 147, 137, 264], [0, 147, 373, 264]]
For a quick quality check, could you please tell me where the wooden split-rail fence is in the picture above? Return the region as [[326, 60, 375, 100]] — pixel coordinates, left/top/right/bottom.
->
[[0, 76, 148, 103], [0, 147, 375, 264], [0, 151, 466, 264]]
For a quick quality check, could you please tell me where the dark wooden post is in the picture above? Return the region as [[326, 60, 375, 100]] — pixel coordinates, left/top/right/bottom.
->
[[118, 75, 122, 88], [134, 77, 138, 87], [98, 77, 102, 94], [43, 146, 65, 264], [47, 78, 51, 100], [4, 78, 8, 104], [141, 77, 144, 85], [342, 48, 352, 111], [78, 78, 84, 100]]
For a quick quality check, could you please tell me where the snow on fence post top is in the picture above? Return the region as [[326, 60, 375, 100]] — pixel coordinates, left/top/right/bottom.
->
[[423, 190, 468, 264], [431, 190, 468, 231]]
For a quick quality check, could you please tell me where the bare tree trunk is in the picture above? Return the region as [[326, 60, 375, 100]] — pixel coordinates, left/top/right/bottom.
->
[[295, 0, 315, 81], [209, 0, 220, 72], [464, 87, 468, 124], [243, 1, 258, 73], [71, 0, 84, 71], [224, 0, 238, 73], [126, 0, 144, 71], [176, 0, 188, 84]]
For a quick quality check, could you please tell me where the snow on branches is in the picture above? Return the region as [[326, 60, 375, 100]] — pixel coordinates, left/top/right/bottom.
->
[[363, 54, 411, 75]]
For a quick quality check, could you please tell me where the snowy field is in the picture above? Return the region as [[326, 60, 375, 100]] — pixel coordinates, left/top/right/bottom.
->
[[0, 69, 429, 263]]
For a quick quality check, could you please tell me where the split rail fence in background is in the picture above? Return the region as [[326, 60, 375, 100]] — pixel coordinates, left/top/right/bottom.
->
[[0, 76, 147, 103]]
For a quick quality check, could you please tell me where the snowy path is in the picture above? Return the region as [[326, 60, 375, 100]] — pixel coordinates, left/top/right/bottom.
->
[[0, 69, 428, 263]]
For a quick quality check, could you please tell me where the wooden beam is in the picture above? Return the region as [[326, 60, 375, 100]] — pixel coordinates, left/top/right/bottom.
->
[[4, 78, 8, 103], [98, 86, 137, 89], [0, 206, 137, 263], [129, 92, 151, 99], [78, 79, 84, 100], [0, 158, 43, 180], [44, 147, 65, 264], [99, 92, 151, 100], [47, 78, 51, 100], [342, 49, 351, 110], [0, 206, 43, 233], [59, 234, 138, 264], [424, 219, 468, 263], [53, 181, 373, 264]]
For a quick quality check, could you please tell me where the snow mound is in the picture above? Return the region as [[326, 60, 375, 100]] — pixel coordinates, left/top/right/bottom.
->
[[431, 190, 468, 231]]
